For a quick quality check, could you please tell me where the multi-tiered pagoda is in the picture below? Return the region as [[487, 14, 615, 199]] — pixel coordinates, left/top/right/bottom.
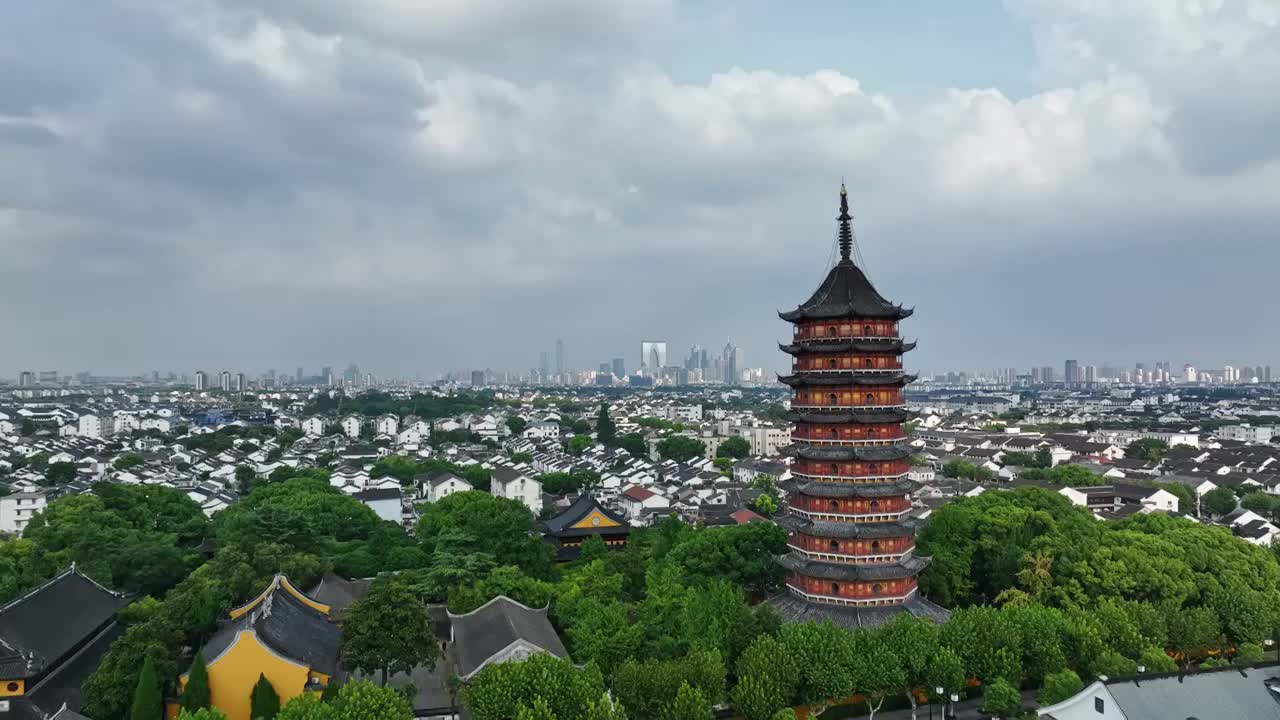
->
[[770, 186, 949, 627]]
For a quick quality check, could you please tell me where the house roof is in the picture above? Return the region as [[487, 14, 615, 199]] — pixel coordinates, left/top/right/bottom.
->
[[0, 566, 130, 680], [622, 486, 656, 501], [448, 596, 568, 679]]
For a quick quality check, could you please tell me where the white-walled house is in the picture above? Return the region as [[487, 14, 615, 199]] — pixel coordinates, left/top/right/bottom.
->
[[620, 485, 670, 520], [490, 467, 542, 515], [420, 470, 473, 502], [375, 414, 399, 436], [0, 491, 47, 535], [354, 487, 404, 524], [302, 416, 326, 436], [341, 415, 362, 439], [523, 422, 561, 440]]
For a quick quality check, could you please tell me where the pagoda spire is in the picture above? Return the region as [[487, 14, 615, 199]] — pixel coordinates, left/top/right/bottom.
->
[[838, 183, 853, 262]]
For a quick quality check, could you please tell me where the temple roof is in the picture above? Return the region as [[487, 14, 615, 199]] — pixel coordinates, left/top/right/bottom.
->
[[541, 494, 630, 537], [0, 566, 131, 681], [777, 372, 916, 388], [779, 187, 911, 322], [766, 591, 951, 628], [783, 444, 912, 462], [795, 480, 913, 498], [778, 553, 930, 581], [448, 596, 568, 680], [779, 339, 916, 355], [201, 575, 342, 677], [784, 409, 913, 425], [778, 513, 922, 538]]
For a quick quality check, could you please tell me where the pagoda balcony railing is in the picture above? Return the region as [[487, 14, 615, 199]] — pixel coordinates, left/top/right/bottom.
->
[[786, 545, 911, 564], [789, 507, 912, 523], [789, 471, 910, 483], [784, 584, 918, 607], [794, 368, 903, 374]]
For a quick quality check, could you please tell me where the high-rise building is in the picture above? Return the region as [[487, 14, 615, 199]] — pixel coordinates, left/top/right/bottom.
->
[[18, 371, 34, 387], [640, 341, 667, 370], [555, 339, 564, 374], [722, 339, 739, 384], [611, 358, 626, 378], [296, 367, 304, 382], [1084, 365, 1097, 383], [219, 371, 232, 392], [770, 185, 944, 628], [234, 373, 245, 391], [322, 366, 333, 386], [1064, 360, 1079, 385], [1042, 366, 1055, 384], [1266, 366, 1273, 383], [686, 345, 704, 370], [539, 351, 550, 375], [195, 371, 207, 391], [471, 370, 485, 387]]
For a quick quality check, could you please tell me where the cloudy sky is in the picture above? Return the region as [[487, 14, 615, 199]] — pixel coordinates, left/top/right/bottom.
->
[[3, 0, 1279, 379]]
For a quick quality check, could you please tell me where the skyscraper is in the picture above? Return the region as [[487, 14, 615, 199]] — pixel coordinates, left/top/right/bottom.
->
[[722, 339, 739, 384], [195, 371, 207, 391], [234, 373, 245, 391], [539, 351, 550, 375], [322, 366, 333, 386], [640, 341, 667, 370], [611, 358, 626, 378], [219, 371, 231, 392], [296, 367, 303, 382], [1064, 360, 1079, 385], [771, 185, 943, 627], [471, 370, 485, 387], [555, 339, 564, 374]]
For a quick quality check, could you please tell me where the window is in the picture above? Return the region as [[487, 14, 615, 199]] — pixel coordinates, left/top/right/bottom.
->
[[830, 428, 839, 439], [872, 583, 882, 594], [828, 393, 839, 405], [869, 499, 880, 510], [870, 540, 881, 551], [1094, 698, 1104, 713], [830, 583, 840, 595], [6, 681, 17, 692], [865, 357, 874, 368], [828, 326, 838, 337], [829, 540, 839, 552], [829, 500, 840, 511], [830, 463, 839, 475], [828, 358, 838, 369], [863, 324, 873, 336], [869, 462, 879, 474], [865, 393, 875, 404]]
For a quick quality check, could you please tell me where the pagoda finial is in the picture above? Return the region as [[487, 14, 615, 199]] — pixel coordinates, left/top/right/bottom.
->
[[837, 183, 853, 262]]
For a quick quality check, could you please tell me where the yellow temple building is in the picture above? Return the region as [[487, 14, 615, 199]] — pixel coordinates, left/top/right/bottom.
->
[[178, 575, 340, 720]]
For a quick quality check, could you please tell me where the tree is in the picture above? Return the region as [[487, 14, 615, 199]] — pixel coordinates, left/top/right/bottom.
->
[[278, 694, 336, 720], [181, 651, 211, 712], [463, 653, 609, 720], [1139, 647, 1177, 673], [115, 452, 145, 471], [881, 615, 938, 720], [331, 680, 413, 720], [507, 416, 528, 436], [611, 650, 725, 719], [1241, 491, 1277, 516], [924, 648, 965, 717], [664, 522, 788, 594], [1045, 463, 1099, 486], [251, 673, 281, 720], [750, 494, 778, 516], [1236, 642, 1267, 665], [1126, 438, 1169, 462], [1203, 486, 1239, 516], [658, 682, 713, 720], [415, 491, 554, 579], [657, 436, 706, 463], [716, 437, 751, 460], [732, 634, 798, 720], [235, 465, 256, 492], [1039, 669, 1084, 705], [1168, 607, 1222, 668], [618, 434, 648, 459], [1159, 482, 1196, 515], [130, 656, 163, 720], [343, 577, 439, 685], [568, 434, 595, 456], [596, 405, 616, 445], [43, 461, 78, 485], [981, 679, 1021, 717], [848, 630, 904, 719], [176, 710, 227, 720]]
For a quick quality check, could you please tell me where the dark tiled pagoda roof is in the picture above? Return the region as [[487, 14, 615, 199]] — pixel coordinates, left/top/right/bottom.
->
[[779, 339, 916, 355], [448, 596, 568, 680], [0, 566, 130, 681], [542, 495, 630, 537], [777, 372, 916, 387], [778, 513, 922, 538], [766, 591, 951, 628], [778, 553, 930, 581], [783, 409, 913, 425], [796, 480, 913, 498], [783, 444, 912, 462], [202, 576, 342, 676]]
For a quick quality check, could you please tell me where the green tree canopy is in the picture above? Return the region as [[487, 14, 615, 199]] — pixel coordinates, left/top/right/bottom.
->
[[181, 651, 211, 712], [981, 679, 1021, 717], [415, 491, 554, 579], [596, 405, 617, 445], [129, 656, 163, 720], [716, 437, 751, 460], [656, 436, 706, 463], [1203, 486, 1239, 516], [463, 653, 610, 720], [250, 673, 281, 720], [1039, 669, 1084, 705], [330, 679, 413, 720], [342, 576, 440, 685], [1126, 438, 1170, 462]]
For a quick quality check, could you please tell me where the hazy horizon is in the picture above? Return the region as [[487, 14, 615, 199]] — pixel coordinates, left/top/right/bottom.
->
[[3, 1, 1279, 378]]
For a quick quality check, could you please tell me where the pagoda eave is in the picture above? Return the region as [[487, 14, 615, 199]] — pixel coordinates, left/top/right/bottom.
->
[[778, 553, 931, 581], [795, 480, 914, 498], [779, 339, 917, 356], [783, 409, 915, 425], [782, 444, 912, 462], [777, 513, 924, 538], [777, 372, 916, 388]]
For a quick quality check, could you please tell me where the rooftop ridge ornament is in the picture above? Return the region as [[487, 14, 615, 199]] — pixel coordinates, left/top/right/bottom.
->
[[838, 183, 853, 263]]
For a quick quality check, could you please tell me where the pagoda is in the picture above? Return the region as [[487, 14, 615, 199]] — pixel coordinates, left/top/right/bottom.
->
[[769, 185, 949, 627]]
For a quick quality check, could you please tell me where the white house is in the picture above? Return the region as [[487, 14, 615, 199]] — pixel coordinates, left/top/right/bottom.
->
[[375, 414, 400, 436], [341, 415, 362, 439], [490, 466, 543, 515], [522, 421, 561, 441], [420, 470, 473, 502], [0, 491, 47, 535], [620, 485, 670, 520], [302, 416, 326, 436], [354, 487, 404, 524]]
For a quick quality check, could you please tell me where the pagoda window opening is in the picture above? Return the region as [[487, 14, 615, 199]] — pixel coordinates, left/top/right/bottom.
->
[[863, 324, 873, 336], [871, 540, 881, 551], [869, 499, 880, 510], [829, 500, 840, 511], [831, 582, 840, 596], [830, 463, 839, 475], [830, 428, 839, 439], [872, 583, 882, 594], [829, 358, 838, 369], [864, 393, 875, 405], [869, 462, 879, 474], [828, 392, 838, 405], [829, 540, 840, 552], [828, 325, 838, 337]]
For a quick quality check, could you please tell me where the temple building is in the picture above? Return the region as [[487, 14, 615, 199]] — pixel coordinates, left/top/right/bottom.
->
[[0, 565, 130, 720], [180, 575, 341, 720], [769, 186, 949, 628], [541, 495, 630, 562]]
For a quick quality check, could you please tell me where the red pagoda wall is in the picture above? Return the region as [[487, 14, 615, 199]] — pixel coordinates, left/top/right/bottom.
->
[[793, 320, 898, 340], [792, 388, 904, 407], [789, 494, 911, 516], [793, 355, 903, 372], [786, 574, 918, 602], [789, 533, 914, 557], [791, 459, 909, 478], [790, 423, 905, 443]]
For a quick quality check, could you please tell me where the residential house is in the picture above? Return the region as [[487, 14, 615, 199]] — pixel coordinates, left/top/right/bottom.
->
[[490, 467, 543, 515]]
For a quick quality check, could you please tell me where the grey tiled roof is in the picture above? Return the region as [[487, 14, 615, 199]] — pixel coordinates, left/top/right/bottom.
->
[[448, 596, 567, 679]]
